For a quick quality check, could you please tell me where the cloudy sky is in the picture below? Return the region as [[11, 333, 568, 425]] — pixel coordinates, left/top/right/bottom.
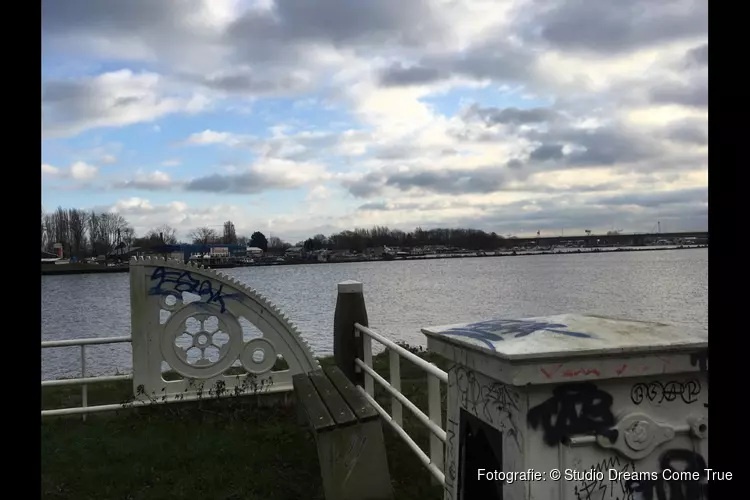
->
[[41, 0, 707, 242]]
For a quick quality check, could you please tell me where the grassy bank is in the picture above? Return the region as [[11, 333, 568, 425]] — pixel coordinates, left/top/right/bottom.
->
[[41, 347, 452, 500]]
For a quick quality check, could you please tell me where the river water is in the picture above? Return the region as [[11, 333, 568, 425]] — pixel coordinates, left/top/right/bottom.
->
[[42, 248, 707, 380]]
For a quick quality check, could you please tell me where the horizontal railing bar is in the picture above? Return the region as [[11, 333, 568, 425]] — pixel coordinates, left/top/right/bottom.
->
[[42, 401, 149, 417], [41, 382, 295, 417], [41, 374, 133, 387], [354, 324, 448, 383], [42, 336, 132, 348], [356, 385, 445, 486], [355, 358, 446, 442]]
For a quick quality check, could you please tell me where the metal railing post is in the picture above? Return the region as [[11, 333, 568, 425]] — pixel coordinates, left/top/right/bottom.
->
[[42, 336, 132, 418], [428, 373, 443, 476], [389, 349, 402, 427], [81, 345, 87, 422], [363, 333, 374, 397], [349, 322, 449, 487]]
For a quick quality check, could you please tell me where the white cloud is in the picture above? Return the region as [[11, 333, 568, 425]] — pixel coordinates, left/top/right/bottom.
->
[[42, 0, 707, 237], [185, 158, 330, 194], [42, 161, 99, 180], [114, 170, 174, 190], [42, 164, 60, 176], [185, 129, 242, 146], [69, 161, 98, 180], [105, 197, 263, 239], [42, 69, 210, 138]]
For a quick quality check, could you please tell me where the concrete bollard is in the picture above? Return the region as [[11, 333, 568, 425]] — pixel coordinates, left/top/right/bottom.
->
[[333, 280, 368, 387], [422, 314, 708, 500]]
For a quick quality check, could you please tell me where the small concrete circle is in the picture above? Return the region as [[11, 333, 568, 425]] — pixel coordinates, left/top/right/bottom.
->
[[240, 338, 276, 374]]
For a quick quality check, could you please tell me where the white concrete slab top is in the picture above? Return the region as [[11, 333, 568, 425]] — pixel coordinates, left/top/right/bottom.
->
[[421, 314, 707, 361]]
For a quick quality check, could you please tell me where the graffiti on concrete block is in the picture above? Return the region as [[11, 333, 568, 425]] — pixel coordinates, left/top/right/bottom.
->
[[444, 416, 460, 500], [528, 382, 617, 446], [574, 455, 637, 500], [630, 380, 702, 405], [455, 366, 522, 451], [625, 449, 708, 500], [442, 318, 592, 352]]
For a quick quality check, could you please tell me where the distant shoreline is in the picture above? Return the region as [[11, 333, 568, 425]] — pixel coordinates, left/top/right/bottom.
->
[[41, 245, 707, 276]]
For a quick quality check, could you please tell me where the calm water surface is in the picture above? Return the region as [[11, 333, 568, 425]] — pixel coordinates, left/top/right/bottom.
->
[[42, 249, 707, 379]]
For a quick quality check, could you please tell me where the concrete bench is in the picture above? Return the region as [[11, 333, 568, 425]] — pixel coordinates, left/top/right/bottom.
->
[[293, 365, 393, 500]]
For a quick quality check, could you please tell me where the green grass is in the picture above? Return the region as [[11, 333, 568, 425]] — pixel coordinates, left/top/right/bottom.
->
[[41, 346, 452, 500]]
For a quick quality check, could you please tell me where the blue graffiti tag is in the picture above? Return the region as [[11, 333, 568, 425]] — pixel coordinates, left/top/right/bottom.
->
[[441, 319, 592, 352], [148, 266, 241, 313]]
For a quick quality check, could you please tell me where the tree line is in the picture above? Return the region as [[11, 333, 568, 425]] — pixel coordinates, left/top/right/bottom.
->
[[42, 206, 511, 259], [184, 225, 510, 253], [42, 206, 136, 258], [40, 206, 293, 258], [303, 226, 508, 253]]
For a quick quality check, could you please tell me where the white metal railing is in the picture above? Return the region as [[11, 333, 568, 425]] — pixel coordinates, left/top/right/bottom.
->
[[41, 336, 133, 420], [353, 323, 448, 486]]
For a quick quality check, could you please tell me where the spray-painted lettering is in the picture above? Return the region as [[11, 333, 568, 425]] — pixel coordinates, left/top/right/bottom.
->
[[442, 318, 592, 352], [149, 266, 240, 313], [625, 449, 708, 500], [630, 380, 701, 405], [528, 382, 617, 446], [575, 456, 637, 500]]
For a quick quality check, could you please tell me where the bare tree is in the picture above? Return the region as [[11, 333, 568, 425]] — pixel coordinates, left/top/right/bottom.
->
[[68, 209, 89, 258], [48, 207, 71, 256], [88, 212, 103, 255], [43, 213, 56, 252], [121, 226, 135, 247], [88, 212, 132, 255], [189, 227, 219, 245], [41, 205, 46, 250], [146, 224, 178, 244], [268, 236, 284, 249], [222, 221, 237, 244]]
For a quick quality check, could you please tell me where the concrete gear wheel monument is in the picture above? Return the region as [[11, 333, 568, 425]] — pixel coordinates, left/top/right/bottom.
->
[[129, 257, 319, 401]]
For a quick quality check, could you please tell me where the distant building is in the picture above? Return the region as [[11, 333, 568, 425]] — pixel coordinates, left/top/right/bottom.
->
[[247, 246, 264, 257], [143, 243, 249, 262], [285, 246, 303, 257], [210, 246, 230, 257], [41, 250, 61, 264], [366, 246, 386, 257]]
